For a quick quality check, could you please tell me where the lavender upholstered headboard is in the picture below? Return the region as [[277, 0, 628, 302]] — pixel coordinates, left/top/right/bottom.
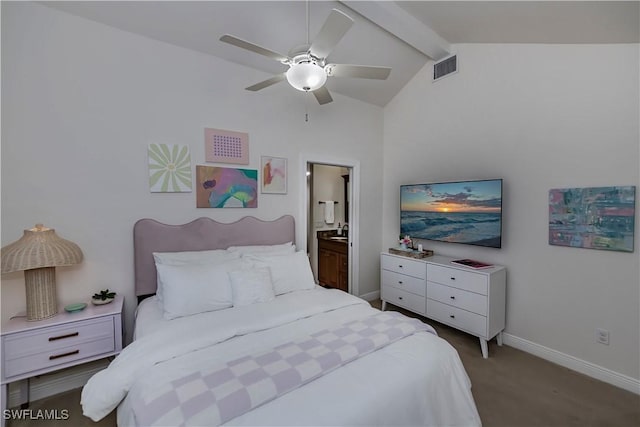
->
[[133, 215, 295, 299]]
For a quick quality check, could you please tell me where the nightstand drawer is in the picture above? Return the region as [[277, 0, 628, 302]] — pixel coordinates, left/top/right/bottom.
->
[[382, 286, 426, 315], [381, 255, 425, 279], [4, 337, 115, 378], [427, 264, 487, 295], [3, 317, 114, 360], [427, 299, 487, 337], [427, 282, 487, 316], [382, 270, 426, 296]]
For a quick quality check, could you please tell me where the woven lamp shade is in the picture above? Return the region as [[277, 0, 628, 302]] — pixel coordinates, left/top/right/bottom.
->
[[1, 224, 83, 321]]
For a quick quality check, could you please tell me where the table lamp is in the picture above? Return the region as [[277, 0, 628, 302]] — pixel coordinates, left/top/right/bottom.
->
[[1, 224, 83, 321]]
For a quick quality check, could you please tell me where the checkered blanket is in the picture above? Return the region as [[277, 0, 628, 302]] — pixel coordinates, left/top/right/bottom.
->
[[131, 311, 435, 426]]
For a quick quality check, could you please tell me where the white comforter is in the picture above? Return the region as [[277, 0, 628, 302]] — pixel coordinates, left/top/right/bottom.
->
[[82, 289, 480, 426]]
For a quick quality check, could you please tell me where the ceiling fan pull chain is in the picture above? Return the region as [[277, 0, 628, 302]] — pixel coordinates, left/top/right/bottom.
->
[[305, 92, 309, 122]]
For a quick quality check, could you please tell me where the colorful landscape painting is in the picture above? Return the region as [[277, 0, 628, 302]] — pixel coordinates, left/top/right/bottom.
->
[[196, 165, 257, 208], [549, 186, 635, 252]]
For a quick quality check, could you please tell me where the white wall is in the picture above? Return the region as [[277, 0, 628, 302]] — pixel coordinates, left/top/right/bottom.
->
[[0, 3, 384, 341], [383, 44, 639, 382]]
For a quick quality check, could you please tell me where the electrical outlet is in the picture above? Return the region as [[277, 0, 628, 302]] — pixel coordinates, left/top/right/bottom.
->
[[596, 328, 610, 345]]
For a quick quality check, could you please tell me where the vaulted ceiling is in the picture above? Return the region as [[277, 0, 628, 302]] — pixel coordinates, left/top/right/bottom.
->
[[43, 1, 639, 106]]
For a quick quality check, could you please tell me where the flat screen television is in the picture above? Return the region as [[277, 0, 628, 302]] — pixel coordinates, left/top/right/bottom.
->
[[400, 179, 503, 248]]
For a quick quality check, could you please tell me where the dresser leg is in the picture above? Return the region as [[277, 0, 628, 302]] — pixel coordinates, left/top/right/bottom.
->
[[480, 338, 489, 359], [381, 300, 387, 311], [497, 331, 503, 346]]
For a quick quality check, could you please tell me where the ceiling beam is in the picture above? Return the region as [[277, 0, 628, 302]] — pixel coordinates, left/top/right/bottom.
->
[[339, 1, 450, 60]]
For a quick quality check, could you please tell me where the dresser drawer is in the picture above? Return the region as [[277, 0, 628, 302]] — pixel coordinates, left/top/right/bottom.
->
[[427, 264, 488, 295], [3, 317, 114, 360], [381, 270, 426, 297], [381, 255, 425, 279], [382, 286, 426, 315], [4, 337, 115, 378], [427, 299, 487, 337], [427, 282, 487, 316]]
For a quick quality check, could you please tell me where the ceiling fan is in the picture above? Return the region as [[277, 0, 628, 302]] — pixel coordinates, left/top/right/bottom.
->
[[219, 7, 391, 105]]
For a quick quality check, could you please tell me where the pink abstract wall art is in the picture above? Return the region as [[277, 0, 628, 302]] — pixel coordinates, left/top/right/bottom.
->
[[261, 156, 287, 194], [204, 128, 249, 164]]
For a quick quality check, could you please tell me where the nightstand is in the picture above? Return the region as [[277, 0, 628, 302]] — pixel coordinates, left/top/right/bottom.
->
[[1, 295, 123, 414]]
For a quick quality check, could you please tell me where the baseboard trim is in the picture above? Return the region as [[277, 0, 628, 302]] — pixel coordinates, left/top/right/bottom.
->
[[503, 333, 640, 395], [359, 290, 380, 302], [7, 360, 109, 408]]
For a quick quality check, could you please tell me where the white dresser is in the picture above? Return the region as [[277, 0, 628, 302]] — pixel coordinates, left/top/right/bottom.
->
[[381, 253, 506, 358], [380, 254, 427, 315]]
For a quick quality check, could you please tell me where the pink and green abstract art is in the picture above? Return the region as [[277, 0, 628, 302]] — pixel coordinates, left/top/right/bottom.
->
[[196, 165, 257, 208]]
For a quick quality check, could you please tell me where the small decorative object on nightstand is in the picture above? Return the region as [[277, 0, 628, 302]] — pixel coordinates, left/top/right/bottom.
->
[[64, 302, 87, 313], [92, 289, 116, 305], [1, 224, 83, 321]]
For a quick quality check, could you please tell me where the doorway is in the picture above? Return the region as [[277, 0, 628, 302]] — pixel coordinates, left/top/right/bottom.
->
[[299, 155, 360, 297]]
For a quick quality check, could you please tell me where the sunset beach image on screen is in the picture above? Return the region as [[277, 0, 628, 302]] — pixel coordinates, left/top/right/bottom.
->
[[400, 179, 502, 248]]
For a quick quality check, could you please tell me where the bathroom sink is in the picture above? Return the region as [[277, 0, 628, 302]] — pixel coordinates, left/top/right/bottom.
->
[[330, 237, 348, 241]]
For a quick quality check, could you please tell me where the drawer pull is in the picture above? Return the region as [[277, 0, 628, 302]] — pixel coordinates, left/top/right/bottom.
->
[[450, 315, 455, 319], [48, 332, 79, 341], [450, 277, 456, 281], [450, 296, 456, 300], [398, 265, 403, 268], [398, 281, 403, 284], [49, 350, 79, 360], [398, 296, 403, 300]]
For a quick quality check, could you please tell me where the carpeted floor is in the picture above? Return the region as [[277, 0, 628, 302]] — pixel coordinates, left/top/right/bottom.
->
[[7, 300, 640, 427], [374, 301, 640, 427]]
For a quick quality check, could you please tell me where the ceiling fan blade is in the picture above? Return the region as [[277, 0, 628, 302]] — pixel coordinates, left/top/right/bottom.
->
[[245, 74, 286, 91], [220, 35, 290, 63], [326, 64, 392, 80], [309, 9, 354, 59], [312, 86, 333, 105]]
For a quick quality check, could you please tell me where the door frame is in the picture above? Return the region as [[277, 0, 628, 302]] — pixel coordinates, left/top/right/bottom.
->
[[299, 153, 360, 297]]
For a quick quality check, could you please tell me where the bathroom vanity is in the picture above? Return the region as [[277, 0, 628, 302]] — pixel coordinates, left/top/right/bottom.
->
[[317, 231, 348, 292]]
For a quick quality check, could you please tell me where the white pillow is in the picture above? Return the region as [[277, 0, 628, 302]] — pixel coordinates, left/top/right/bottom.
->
[[153, 249, 239, 266], [246, 251, 315, 295], [153, 250, 240, 302], [228, 267, 275, 307], [155, 259, 243, 320], [227, 242, 295, 256]]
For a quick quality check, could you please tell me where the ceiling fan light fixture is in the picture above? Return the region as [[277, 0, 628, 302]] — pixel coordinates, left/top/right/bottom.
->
[[286, 62, 327, 92]]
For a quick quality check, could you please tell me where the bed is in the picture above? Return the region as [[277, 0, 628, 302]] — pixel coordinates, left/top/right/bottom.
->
[[81, 215, 481, 426]]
